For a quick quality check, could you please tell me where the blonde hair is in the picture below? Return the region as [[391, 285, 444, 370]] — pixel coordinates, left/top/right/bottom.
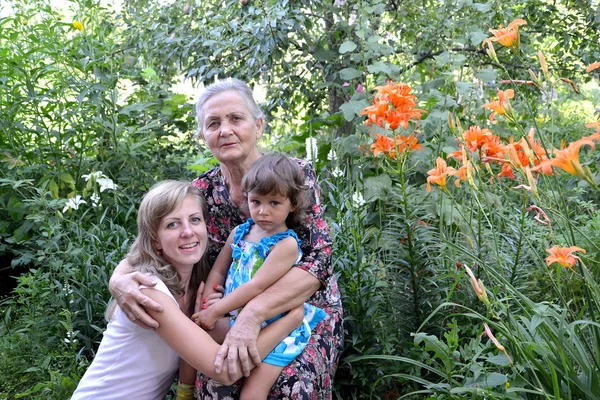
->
[[106, 181, 208, 320]]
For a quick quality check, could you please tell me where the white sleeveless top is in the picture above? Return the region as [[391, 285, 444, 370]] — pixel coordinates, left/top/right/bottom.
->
[[71, 278, 179, 400]]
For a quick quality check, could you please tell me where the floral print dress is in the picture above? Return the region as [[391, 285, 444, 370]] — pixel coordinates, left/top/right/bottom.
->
[[192, 158, 343, 399]]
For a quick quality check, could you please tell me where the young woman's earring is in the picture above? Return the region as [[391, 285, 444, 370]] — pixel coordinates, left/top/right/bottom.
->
[[156, 249, 163, 256]]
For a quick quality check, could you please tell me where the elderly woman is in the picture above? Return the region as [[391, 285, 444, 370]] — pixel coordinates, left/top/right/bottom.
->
[[109, 78, 343, 398]]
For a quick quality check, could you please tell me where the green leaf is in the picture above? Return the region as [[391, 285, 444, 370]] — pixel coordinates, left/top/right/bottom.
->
[[339, 99, 369, 121], [166, 93, 188, 106], [364, 173, 392, 202], [367, 61, 400, 77], [486, 354, 512, 366], [339, 68, 363, 80], [314, 47, 336, 61], [472, 3, 492, 12], [434, 51, 450, 67], [339, 40, 357, 54], [469, 30, 489, 46], [476, 68, 498, 83], [57, 172, 74, 184]]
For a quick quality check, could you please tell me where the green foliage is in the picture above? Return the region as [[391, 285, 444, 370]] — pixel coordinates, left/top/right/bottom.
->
[[2, 0, 600, 398]]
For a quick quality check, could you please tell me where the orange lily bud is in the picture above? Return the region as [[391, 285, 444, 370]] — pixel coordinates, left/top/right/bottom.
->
[[485, 41, 499, 64], [525, 166, 539, 200], [538, 51, 549, 80], [448, 112, 456, 134], [482, 323, 512, 363]]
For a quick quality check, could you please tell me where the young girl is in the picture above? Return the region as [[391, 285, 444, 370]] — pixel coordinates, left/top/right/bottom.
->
[[71, 180, 303, 400], [191, 154, 326, 398]]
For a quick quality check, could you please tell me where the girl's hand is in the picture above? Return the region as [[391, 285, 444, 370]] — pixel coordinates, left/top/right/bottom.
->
[[194, 283, 224, 314], [192, 308, 220, 330], [110, 271, 163, 329]]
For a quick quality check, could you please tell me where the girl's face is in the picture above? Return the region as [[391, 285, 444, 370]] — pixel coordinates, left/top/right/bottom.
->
[[154, 195, 208, 271], [247, 190, 295, 234], [200, 90, 263, 167]]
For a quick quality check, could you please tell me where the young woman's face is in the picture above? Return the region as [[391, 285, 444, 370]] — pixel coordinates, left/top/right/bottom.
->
[[247, 191, 295, 234], [154, 195, 208, 270], [200, 90, 263, 166]]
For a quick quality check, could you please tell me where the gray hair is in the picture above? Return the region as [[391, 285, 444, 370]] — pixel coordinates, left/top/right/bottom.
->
[[195, 78, 264, 134]]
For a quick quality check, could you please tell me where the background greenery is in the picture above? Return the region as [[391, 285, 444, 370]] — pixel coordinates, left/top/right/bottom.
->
[[1, 0, 600, 398]]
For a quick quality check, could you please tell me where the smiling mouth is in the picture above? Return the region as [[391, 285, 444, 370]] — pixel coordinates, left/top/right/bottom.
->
[[179, 242, 199, 249]]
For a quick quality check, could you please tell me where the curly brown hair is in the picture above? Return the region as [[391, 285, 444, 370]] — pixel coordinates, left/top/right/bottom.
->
[[241, 154, 309, 228]]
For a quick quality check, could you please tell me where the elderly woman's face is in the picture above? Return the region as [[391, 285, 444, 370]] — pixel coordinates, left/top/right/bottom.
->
[[200, 90, 263, 165]]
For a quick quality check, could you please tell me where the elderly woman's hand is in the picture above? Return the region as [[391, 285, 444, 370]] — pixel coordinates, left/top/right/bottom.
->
[[214, 312, 262, 381], [109, 270, 163, 329]]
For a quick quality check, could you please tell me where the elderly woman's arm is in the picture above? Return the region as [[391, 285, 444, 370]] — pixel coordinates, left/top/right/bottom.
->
[[214, 268, 320, 380], [108, 259, 164, 329]]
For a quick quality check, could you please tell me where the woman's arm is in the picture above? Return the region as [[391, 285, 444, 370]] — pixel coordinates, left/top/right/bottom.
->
[[142, 288, 302, 384], [194, 237, 299, 329], [108, 259, 163, 329]]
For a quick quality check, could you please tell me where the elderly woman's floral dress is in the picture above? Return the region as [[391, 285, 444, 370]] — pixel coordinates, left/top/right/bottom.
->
[[192, 158, 343, 399]]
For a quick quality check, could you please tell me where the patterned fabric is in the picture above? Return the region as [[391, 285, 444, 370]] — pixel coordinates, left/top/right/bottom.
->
[[225, 219, 326, 367], [192, 158, 343, 399]]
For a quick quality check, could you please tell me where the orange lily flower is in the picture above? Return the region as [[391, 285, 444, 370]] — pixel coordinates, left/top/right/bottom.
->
[[586, 61, 600, 73], [545, 245, 586, 268], [483, 89, 514, 122], [482, 19, 527, 49], [395, 135, 423, 153], [533, 135, 598, 178], [447, 144, 464, 163], [370, 134, 395, 157], [481, 135, 505, 159], [463, 126, 493, 152], [370, 134, 422, 158], [426, 157, 456, 192], [361, 82, 426, 131], [482, 323, 512, 364], [498, 163, 515, 179]]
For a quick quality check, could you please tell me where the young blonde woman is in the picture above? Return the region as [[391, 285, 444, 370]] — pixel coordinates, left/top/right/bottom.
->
[[72, 181, 302, 400]]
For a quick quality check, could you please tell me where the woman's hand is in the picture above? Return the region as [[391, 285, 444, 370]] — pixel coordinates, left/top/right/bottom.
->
[[109, 270, 163, 329], [214, 312, 262, 381]]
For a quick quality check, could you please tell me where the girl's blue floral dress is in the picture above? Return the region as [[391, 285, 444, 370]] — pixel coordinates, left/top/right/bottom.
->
[[225, 219, 326, 367]]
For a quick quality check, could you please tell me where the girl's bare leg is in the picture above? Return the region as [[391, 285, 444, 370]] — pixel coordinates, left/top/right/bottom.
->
[[239, 363, 284, 400]]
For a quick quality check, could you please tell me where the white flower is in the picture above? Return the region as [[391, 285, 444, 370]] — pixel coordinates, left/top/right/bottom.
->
[[305, 137, 318, 163], [349, 13, 357, 26], [90, 192, 100, 207], [352, 191, 365, 208], [331, 167, 343, 178], [63, 195, 87, 213], [97, 177, 117, 192], [82, 171, 104, 181], [334, 0, 346, 6], [327, 149, 337, 162]]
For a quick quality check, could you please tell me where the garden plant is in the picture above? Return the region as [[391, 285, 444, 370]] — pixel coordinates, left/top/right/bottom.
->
[[1, 0, 600, 399]]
